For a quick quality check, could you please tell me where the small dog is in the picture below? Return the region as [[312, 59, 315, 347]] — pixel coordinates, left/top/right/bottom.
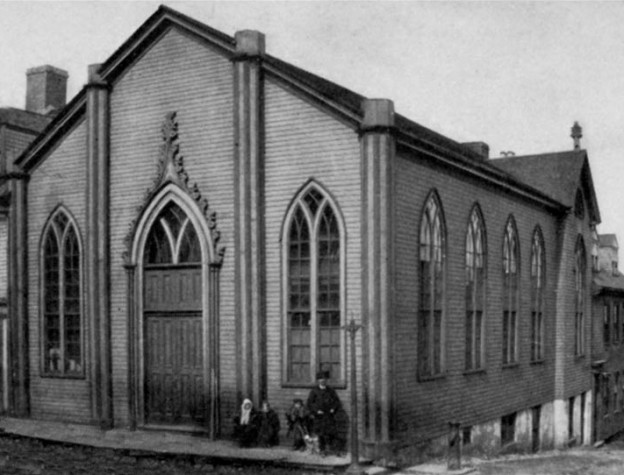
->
[[303, 433, 321, 455]]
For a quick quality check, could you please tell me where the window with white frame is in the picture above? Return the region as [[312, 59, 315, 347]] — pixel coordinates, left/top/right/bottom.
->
[[284, 184, 343, 385], [42, 209, 82, 376], [530, 227, 545, 362], [465, 205, 485, 371], [502, 217, 519, 366], [419, 192, 445, 378]]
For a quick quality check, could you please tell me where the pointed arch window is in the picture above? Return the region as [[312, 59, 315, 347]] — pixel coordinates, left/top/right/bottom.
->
[[575, 236, 586, 356], [530, 227, 545, 362], [502, 217, 519, 366], [284, 185, 343, 385], [144, 201, 201, 266], [575, 189, 585, 220], [42, 209, 83, 377], [465, 206, 485, 371], [419, 193, 445, 378]]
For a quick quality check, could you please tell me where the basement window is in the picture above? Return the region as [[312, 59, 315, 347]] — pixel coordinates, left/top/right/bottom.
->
[[501, 413, 516, 446]]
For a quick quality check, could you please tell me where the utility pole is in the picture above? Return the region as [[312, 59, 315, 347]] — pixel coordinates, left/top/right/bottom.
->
[[344, 318, 365, 475]]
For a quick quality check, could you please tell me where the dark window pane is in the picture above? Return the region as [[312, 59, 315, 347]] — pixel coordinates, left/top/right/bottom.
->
[[178, 222, 201, 263]]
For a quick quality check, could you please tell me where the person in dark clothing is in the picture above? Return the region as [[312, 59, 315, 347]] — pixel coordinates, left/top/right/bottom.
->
[[256, 400, 281, 447], [286, 398, 310, 450], [306, 370, 343, 455], [232, 398, 259, 448]]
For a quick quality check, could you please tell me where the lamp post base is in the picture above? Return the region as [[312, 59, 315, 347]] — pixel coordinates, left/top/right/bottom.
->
[[345, 461, 367, 475]]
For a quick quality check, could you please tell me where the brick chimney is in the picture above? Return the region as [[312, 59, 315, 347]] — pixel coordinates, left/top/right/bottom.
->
[[462, 141, 490, 160], [26, 65, 68, 115]]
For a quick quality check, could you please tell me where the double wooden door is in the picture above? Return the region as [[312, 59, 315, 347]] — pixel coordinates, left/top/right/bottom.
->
[[143, 266, 204, 426]]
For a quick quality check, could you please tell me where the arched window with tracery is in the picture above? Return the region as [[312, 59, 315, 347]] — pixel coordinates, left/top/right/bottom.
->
[[284, 184, 343, 385], [42, 209, 82, 376], [530, 226, 545, 362], [575, 189, 585, 220], [575, 236, 586, 356], [465, 205, 486, 371], [502, 216, 519, 365], [144, 201, 202, 266], [419, 192, 445, 378]]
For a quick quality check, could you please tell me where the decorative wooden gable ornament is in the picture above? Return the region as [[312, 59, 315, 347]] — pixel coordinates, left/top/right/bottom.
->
[[123, 111, 225, 265]]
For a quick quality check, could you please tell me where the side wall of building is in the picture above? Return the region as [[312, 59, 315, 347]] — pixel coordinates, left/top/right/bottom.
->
[[591, 293, 624, 442], [27, 119, 90, 422], [393, 150, 562, 448]]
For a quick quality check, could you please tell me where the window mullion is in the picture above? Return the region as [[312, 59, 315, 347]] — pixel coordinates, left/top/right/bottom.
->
[[173, 218, 189, 263]]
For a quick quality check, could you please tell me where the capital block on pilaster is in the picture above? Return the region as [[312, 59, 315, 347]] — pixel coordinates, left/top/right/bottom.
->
[[361, 98, 395, 131], [235, 30, 266, 58], [87, 63, 107, 88]]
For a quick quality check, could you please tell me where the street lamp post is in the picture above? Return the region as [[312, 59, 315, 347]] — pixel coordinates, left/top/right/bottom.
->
[[344, 318, 365, 475]]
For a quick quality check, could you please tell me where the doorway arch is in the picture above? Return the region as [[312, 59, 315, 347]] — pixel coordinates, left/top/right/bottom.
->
[[129, 184, 221, 432]]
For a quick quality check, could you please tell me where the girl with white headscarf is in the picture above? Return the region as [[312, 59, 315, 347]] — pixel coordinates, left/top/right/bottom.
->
[[233, 398, 258, 447]]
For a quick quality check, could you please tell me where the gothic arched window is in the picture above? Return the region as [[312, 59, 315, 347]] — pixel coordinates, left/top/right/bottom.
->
[[144, 201, 201, 266], [42, 209, 83, 376], [465, 205, 486, 371], [419, 192, 446, 378], [284, 184, 343, 384], [530, 227, 545, 362], [575, 236, 586, 356], [502, 216, 519, 365]]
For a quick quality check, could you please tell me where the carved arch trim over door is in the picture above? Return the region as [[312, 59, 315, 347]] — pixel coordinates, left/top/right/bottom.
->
[[124, 112, 224, 437]]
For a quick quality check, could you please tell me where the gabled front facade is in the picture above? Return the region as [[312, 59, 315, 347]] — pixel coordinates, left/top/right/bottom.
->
[[2, 5, 605, 460]]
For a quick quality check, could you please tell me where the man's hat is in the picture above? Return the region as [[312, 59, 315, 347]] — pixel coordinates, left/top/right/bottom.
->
[[316, 370, 330, 380]]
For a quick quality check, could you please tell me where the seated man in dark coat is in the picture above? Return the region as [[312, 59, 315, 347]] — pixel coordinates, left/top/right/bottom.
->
[[306, 370, 343, 455], [256, 400, 280, 447], [232, 398, 259, 448]]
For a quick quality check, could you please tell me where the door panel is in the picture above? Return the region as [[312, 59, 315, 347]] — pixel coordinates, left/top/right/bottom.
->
[[145, 268, 202, 312], [144, 314, 204, 425]]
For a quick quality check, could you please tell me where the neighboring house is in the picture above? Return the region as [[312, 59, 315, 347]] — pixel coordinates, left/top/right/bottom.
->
[[591, 233, 624, 442], [0, 65, 67, 413], [3, 6, 604, 459]]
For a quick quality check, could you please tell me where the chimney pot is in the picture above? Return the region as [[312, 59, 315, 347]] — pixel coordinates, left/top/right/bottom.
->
[[26, 65, 68, 115], [571, 121, 583, 150]]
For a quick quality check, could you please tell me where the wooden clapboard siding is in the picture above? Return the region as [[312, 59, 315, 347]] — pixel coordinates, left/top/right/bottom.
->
[[263, 78, 361, 413], [108, 27, 235, 425], [393, 150, 562, 441], [27, 119, 90, 422]]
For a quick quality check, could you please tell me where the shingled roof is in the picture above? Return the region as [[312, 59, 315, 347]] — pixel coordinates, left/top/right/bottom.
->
[[0, 107, 51, 133], [594, 269, 624, 295], [599, 234, 619, 249], [491, 150, 600, 224], [12, 5, 591, 216]]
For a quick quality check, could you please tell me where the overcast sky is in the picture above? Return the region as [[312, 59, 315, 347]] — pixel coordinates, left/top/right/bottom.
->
[[2, 1, 624, 256]]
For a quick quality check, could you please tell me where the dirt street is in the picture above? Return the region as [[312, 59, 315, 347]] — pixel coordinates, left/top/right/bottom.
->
[[0, 432, 326, 475]]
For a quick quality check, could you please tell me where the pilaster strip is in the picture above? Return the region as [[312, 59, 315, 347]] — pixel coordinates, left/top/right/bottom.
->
[[97, 86, 113, 429], [233, 31, 266, 406], [360, 99, 395, 449], [124, 264, 136, 430], [8, 177, 29, 416], [86, 83, 101, 422]]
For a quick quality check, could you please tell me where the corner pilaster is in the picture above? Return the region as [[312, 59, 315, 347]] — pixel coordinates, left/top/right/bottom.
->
[[232, 30, 266, 406], [7, 169, 29, 417], [86, 63, 112, 429], [360, 99, 396, 456]]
